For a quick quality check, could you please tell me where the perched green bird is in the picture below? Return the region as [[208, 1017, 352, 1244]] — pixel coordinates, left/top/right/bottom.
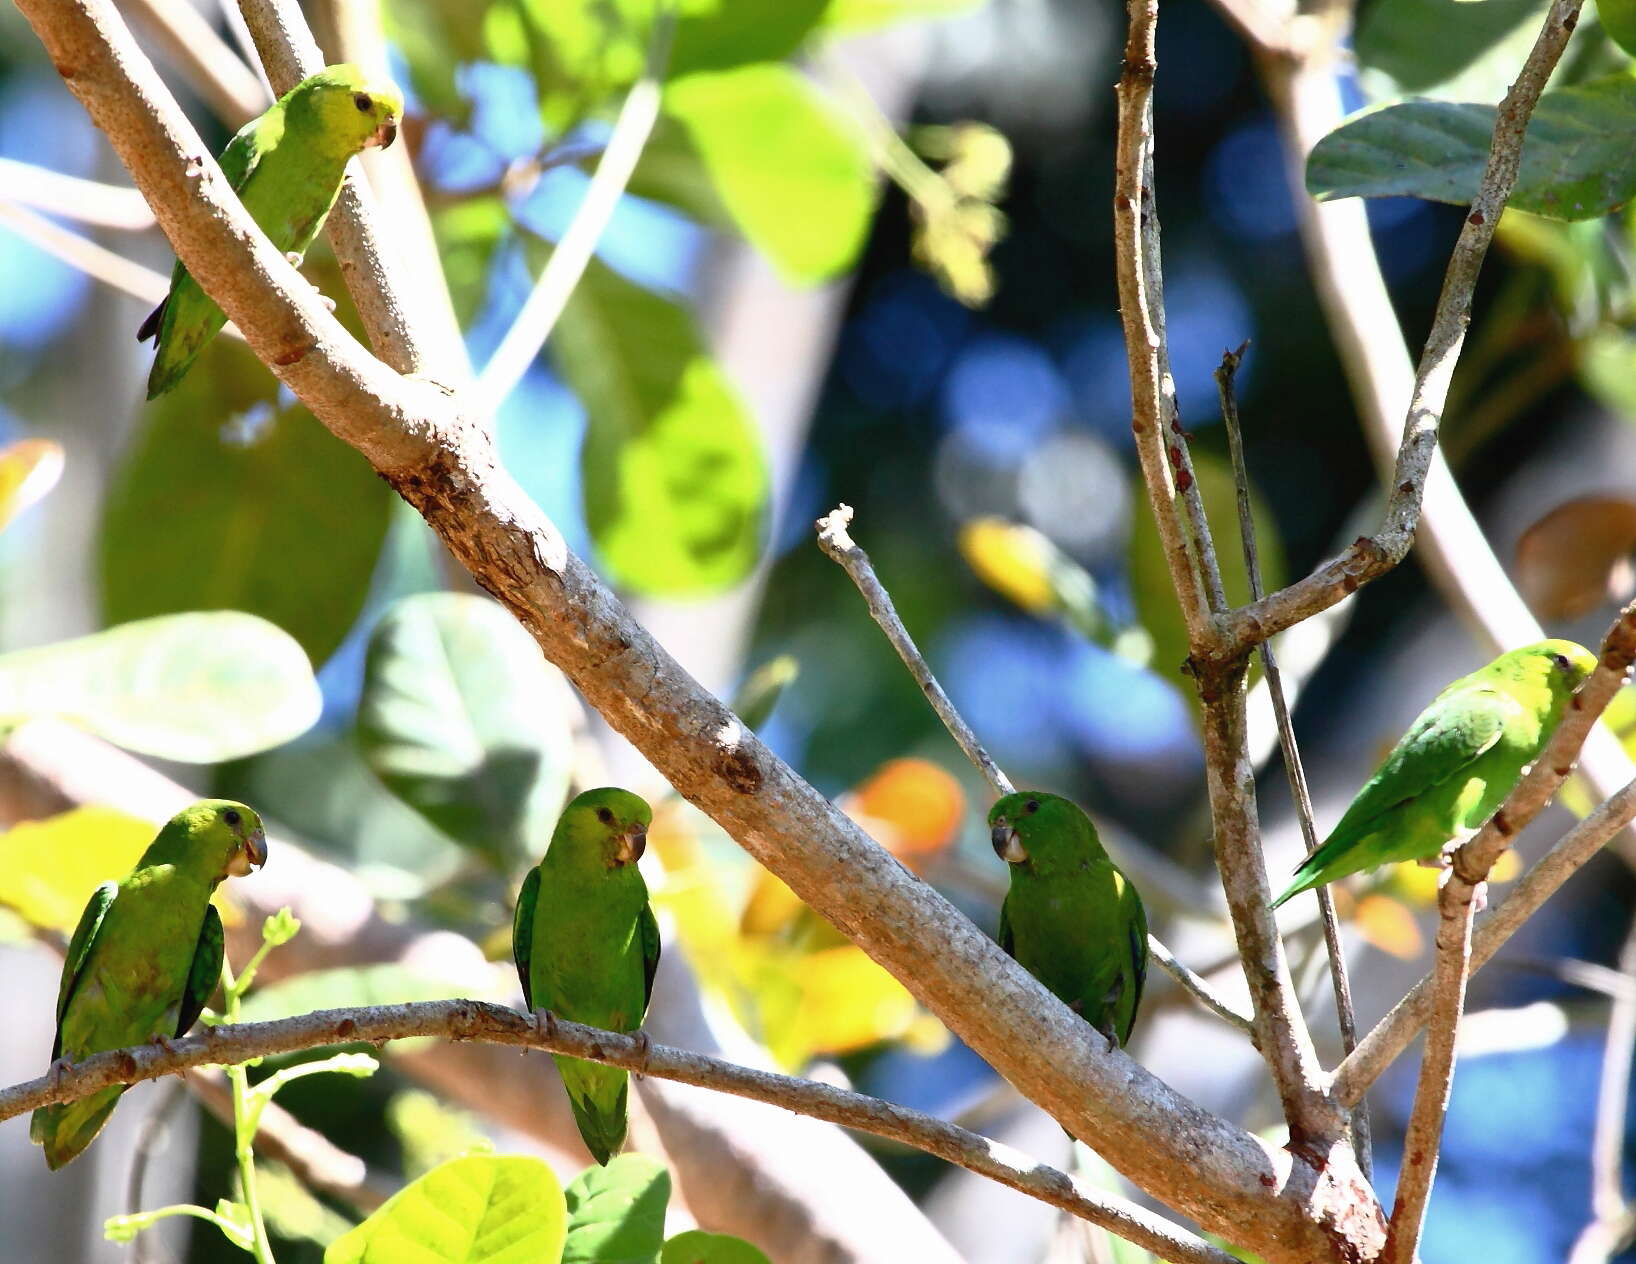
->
[[137, 63, 402, 398], [513, 787, 658, 1165], [989, 791, 1147, 1046], [1272, 639, 1597, 909], [32, 800, 268, 1169]]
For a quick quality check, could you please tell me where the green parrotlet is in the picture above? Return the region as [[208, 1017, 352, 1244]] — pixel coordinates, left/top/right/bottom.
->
[[989, 791, 1148, 1046], [137, 63, 402, 398], [513, 787, 658, 1165], [1272, 639, 1597, 909], [32, 799, 268, 1169]]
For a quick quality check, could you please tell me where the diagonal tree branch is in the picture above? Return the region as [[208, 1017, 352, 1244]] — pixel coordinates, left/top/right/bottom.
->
[[0, 1002, 1237, 1264], [817, 504, 1256, 1038], [1214, 0, 1587, 657], [1332, 601, 1636, 1107], [15, 1, 1382, 1256]]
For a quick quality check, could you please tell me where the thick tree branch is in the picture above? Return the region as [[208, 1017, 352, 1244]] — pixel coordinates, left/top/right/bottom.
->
[[0, 1002, 1236, 1264], [18, 3, 1380, 1255], [1216, 0, 1587, 655]]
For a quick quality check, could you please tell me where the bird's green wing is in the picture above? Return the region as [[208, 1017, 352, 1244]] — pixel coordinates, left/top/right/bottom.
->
[[512, 865, 541, 1012], [52, 882, 118, 1061], [135, 124, 265, 344], [638, 903, 661, 1010], [176, 905, 224, 1037], [996, 895, 1014, 957], [1328, 687, 1518, 844], [1122, 872, 1148, 1040]]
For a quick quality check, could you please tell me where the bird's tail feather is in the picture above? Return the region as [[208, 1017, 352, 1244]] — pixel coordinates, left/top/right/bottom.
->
[[30, 1085, 123, 1170], [554, 1055, 628, 1165], [1270, 836, 1350, 909]]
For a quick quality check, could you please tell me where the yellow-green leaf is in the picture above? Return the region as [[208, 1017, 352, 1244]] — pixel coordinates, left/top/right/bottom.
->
[[325, 1155, 567, 1264], [0, 437, 64, 532]]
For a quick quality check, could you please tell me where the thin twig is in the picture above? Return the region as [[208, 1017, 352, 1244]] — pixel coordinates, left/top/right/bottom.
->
[[1216, 0, 1588, 656], [0, 1001, 1237, 1264], [0, 158, 155, 230], [1333, 601, 1636, 1107], [1216, 344, 1369, 1176], [818, 504, 1013, 798], [473, 9, 673, 414], [816, 502, 1255, 1038], [1147, 938, 1255, 1036], [124, 0, 266, 123]]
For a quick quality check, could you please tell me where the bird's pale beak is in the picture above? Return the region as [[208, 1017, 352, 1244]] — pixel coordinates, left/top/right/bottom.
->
[[990, 821, 1027, 864], [370, 117, 398, 150], [227, 826, 269, 876], [615, 824, 648, 865]]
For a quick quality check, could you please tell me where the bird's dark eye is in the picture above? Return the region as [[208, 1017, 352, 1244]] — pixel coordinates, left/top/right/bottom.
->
[[1553, 654, 1571, 672], [223, 808, 241, 826], [353, 93, 372, 113], [597, 807, 615, 825], [1024, 799, 1039, 814]]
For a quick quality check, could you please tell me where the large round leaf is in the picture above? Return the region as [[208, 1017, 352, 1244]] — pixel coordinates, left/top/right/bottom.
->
[[0, 612, 320, 762], [356, 592, 581, 869], [102, 342, 391, 665], [325, 1155, 566, 1264]]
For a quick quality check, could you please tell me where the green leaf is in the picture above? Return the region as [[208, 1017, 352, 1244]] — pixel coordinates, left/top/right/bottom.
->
[[325, 1154, 567, 1264], [239, 964, 467, 1025], [1355, 0, 1557, 101], [1128, 453, 1284, 712], [660, 1231, 771, 1264], [0, 612, 320, 762], [102, 342, 391, 665], [549, 256, 768, 595], [356, 592, 580, 869], [1605, 0, 1636, 56], [820, 0, 981, 31], [563, 1155, 670, 1264], [668, 0, 828, 75], [663, 64, 874, 283], [730, 655, 798, 730], [1307, 73, 1636, 221]]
